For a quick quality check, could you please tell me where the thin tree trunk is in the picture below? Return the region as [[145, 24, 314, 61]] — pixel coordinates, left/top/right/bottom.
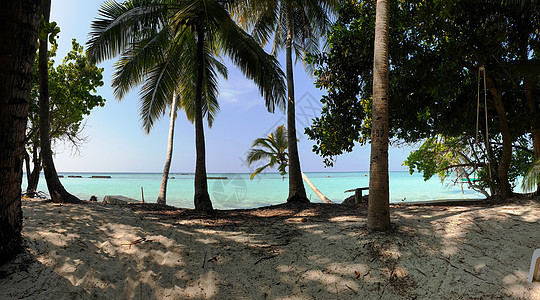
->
[[301, 173, 333, 204], [367, 0, 391, 231], [0, 0, 41, 264], [24, 150, 32, 184], [26, 132, 41, 196], [193, 26, 213, 213], [38, 0, 80, 204], [486, 74, 513, 198], [157, 93, 178, 205], [285, 4, 308, 204], [26, 153, 41, 196]]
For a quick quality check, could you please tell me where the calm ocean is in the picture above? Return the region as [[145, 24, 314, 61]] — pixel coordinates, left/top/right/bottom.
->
[[21, 172, 485, 209]]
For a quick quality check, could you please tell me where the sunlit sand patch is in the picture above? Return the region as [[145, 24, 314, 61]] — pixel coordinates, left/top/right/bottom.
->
[[328, 216, 363, 222], [503, 270, 538, 299], [301, 269, 359, 293]]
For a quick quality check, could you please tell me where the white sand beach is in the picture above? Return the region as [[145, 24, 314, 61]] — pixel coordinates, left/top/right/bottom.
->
[[1, 198, 539, 299]]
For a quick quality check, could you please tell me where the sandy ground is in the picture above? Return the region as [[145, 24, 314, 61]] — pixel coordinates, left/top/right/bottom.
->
[[1, 198, 539, 299]]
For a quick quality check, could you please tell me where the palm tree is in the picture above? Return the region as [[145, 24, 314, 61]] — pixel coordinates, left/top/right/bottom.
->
[[232, 0, 337, 204], [247, 125, 333, 203], [88, 0, 286, 212], [157, 92, 178, 205], [246, 125, 289, 179], [367, 0, 391, 231], [0, 0, 41, 263], [88, 1, 224, 206]]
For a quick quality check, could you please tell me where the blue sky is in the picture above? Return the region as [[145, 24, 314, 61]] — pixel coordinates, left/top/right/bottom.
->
[[50, 0, 412, 173]]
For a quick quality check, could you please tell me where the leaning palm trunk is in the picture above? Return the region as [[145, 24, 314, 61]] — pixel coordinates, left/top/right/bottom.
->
[[367, 0, 391, 231], [193, 26, 213, 213], [285, 5, 308, 204], [301, 173, 333, 204], [39, 0, 80, 204], [157, 93, 178, 205], [0, 0, 41, 264]]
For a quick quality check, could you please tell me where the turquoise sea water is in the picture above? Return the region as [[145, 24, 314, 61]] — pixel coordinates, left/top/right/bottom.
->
[[22, 172, 485, 209]]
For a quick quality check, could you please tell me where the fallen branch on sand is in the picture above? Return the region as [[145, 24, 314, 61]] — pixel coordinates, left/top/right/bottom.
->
[[121, 238, 154, 249]]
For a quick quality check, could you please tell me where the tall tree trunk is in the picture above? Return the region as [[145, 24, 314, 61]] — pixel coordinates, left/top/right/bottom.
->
[[193, 26, 213, 213], [157, 93, 178, 205], [486, 74, 513, 198], [367, 0, 391, 231], [26, 149, 41, 196], [285, 4, 308, 204], [26, 130, 41, 196], [38, 0, 80, 204], [0, 0, 41, 264]]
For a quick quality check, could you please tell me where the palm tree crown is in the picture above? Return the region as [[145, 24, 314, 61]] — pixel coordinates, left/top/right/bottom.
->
[[87, 0, 287, 211], [246, 125, 289, 179]]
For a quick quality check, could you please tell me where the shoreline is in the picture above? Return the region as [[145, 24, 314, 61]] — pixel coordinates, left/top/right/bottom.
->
[[1, 197, 539, 299]]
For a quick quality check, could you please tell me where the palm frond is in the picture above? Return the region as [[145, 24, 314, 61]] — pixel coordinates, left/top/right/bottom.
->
[[112, 26, 172, 100], [246, 148, 274, 165], [214, 9, 287, 112], [87, 0, 168, 63], [521, 158, 540, 192], [250, 163, 273, 180]]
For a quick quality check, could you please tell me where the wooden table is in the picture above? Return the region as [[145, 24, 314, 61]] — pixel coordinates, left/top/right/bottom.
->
[[344, 187, 369, 204]]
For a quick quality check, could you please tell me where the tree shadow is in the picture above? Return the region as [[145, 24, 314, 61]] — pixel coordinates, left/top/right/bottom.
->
[[2, 198, 539, 299]]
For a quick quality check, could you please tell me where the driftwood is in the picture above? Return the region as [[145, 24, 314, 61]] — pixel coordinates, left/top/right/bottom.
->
[[301, 173, 334, 204], [121, 238, 154, 249]]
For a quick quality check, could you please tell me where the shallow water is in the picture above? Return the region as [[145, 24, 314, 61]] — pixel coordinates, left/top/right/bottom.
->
[[22, 172, 485, 209]]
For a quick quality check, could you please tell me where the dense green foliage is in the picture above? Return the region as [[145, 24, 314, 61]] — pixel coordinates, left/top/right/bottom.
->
[[27, 39, 105, 156], [306, 0, 539, 195], [25, 40, 105, 193]]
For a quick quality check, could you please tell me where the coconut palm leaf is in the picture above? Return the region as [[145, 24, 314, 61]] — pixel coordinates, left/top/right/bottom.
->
[[522, 158, 540, 192], [87, 0, 169, 63]]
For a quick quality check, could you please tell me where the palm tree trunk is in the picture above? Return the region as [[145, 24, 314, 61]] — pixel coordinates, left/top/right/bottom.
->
[[38, 0, 80, 204], [0, 0, 41, 264], [301, 173, 333, 204], [193, 26, 213, 213], [367, 0, 391, 231], [157, 93, 178, 205], [285, 4, 308, 204]]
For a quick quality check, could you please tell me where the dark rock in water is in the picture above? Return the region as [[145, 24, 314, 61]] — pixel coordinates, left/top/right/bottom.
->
[[342, 194, 369, 205], [91, 175, 111, 179], [89, 195, 97, 202], [68, 175, 82, 178], [103, 195, 141, 205], [208, 176, 228, 180]]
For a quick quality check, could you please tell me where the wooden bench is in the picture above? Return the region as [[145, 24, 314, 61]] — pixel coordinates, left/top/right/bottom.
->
[[344, 187, 369, 204]]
